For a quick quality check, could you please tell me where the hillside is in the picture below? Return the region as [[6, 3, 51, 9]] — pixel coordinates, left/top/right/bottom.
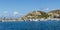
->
[[19, 10, 49, 20], [48, 10, 60, 18]]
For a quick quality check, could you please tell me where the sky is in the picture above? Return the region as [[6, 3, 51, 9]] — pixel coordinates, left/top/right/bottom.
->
[[0, 0, 60, 17]]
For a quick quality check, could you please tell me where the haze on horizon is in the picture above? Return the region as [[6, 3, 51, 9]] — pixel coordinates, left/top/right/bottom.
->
[[0, 0, 60, 17]]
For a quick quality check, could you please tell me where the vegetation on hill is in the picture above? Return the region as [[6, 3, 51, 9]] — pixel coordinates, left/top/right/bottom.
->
[[48, 10, 60, 14], [18, 10, 60, 20], [48, 10, 60, 18], [20, 10, 49, 20]]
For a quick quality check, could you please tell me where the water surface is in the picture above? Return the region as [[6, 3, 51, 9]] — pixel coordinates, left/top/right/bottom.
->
[[0, 20, 60, 30]]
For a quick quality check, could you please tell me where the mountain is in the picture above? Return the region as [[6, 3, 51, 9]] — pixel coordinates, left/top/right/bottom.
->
[[19, 10, 49, 20], [48, 10, 60, 18]]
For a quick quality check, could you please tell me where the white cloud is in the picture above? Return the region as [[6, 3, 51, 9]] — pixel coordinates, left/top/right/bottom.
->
[[13, 11, 19, 15], [42, 8, 49, 12], [45, 8, 49, 10], [3, 11, 8, 14], [51, 9, 56, 10], [3, 11, 8, 16]]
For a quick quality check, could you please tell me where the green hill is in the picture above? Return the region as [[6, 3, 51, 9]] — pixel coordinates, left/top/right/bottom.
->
[[18, 10, 60, 20], [20, 10, 49, 20], [48, 10, 60, 18]]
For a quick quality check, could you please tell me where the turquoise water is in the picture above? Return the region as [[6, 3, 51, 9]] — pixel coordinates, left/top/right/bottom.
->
[[0, 20, 60, 30]]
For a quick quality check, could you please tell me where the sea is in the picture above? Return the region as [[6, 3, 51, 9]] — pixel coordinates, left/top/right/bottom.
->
[[0, 20, 60, 30]]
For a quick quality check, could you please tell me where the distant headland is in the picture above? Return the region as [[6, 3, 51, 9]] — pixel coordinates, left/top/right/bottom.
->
[[18, 10, 60, 21], [0, 9, 60, 22]]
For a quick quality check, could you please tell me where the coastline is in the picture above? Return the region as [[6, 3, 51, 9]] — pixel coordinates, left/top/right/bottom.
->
[[0, 18, 60, 22]]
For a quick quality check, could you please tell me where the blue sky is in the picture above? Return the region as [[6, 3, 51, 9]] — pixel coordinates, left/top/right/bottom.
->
[[0, 0, 60, 17]]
